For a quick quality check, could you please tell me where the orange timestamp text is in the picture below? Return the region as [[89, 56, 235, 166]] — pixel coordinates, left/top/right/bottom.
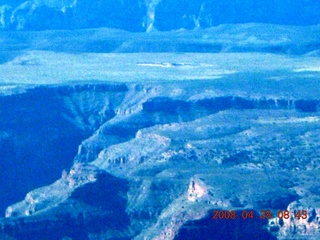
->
[[212, 210, 308, 220]]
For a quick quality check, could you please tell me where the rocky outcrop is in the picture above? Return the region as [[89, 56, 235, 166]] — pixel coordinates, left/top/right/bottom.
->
[[268, 199, 320, 239], [2, 164, 130, 240]]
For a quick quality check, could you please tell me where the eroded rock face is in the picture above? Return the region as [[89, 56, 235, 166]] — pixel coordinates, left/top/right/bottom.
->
[[0, 84, 126, 214], [3, 164, 130, 240], [0, 82, 320, 239], [0, 0, 319, 31], [268, 199, 320, 239]]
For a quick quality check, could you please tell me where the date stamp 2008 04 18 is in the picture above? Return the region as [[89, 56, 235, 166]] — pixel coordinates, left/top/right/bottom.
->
[[212, 210, 308, 220]]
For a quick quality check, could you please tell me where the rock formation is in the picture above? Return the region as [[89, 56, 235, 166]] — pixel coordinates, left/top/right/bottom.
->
[[0, 0, 320, 31], [0, 8, 319, 238], [0, 81, 319, 239]]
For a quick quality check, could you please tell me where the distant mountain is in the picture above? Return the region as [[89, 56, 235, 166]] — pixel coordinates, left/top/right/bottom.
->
[[1, 0, 320, 31]]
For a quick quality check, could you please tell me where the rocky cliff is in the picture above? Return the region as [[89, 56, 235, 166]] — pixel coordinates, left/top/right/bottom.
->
[[1, 0, 320, 31], [0, 11, 320, 239], [0, 81, 320, 239]]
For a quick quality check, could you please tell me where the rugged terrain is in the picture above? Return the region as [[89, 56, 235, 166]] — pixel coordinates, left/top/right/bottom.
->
[[0, 23, 320, 239], [0, 79, 320, 239], [1, 0, 320, 31]]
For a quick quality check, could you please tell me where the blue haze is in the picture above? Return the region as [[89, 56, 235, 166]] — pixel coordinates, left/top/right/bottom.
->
[[0, 0, 319, 31]]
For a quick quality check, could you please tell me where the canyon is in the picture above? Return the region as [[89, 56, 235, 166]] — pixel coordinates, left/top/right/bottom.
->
[[0, 79, 319, 239], [0, 12, 319, 239]]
